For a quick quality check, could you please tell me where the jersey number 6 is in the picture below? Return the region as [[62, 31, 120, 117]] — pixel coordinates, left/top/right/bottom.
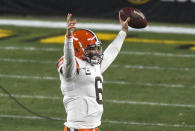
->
[[95, 77, 103, 104]]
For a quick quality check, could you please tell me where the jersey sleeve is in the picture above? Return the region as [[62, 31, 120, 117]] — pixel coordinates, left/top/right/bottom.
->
[[57, 56, 64, 74], [61, 35, 77, 79], [100, 30, 127, 73]]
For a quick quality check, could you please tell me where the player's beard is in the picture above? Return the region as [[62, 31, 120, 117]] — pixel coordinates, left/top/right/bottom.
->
[[87, 50, 99, 60], [84, 50, 101, 64]]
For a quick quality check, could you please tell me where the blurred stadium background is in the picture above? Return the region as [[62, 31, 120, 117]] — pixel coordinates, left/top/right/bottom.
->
[[0, 0, 195, 131]]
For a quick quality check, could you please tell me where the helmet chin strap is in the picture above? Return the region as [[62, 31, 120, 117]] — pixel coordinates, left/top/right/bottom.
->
[[78, 41, 86, 54]]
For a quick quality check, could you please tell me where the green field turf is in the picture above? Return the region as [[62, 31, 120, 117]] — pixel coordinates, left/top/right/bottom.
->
[[0, 22, 195, 131]]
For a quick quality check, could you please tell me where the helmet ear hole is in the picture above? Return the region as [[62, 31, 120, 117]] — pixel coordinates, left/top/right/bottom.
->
[[75, 48, 79, 52]]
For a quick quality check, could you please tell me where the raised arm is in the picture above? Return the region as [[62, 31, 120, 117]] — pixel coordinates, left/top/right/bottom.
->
[[101, 13, 130, 73], [63, 13, 77, 78]]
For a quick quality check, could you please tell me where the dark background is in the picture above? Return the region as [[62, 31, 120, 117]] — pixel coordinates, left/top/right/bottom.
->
[[1, 0, 195, 23]]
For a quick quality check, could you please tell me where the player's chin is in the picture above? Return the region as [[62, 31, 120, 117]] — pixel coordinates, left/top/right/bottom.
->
[[91, 55, 98, 60]]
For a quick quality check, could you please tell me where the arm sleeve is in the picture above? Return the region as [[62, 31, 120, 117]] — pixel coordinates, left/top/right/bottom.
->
[[62, 36, 77, 79], [100, 30, 127, 73]]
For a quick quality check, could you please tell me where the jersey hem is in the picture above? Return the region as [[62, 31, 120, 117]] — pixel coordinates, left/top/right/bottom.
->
[[64, 121, 101, 129]]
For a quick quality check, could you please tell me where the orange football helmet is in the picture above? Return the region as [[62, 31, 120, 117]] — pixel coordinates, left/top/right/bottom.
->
[[73, 29, 103, 64]]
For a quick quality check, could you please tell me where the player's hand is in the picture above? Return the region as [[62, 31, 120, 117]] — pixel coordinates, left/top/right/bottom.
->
[[66, 13, 77, 37], [119, 12, 130, 33]]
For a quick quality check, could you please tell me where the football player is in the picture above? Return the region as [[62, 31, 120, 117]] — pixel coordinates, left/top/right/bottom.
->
[[57, 13, 130, 131]]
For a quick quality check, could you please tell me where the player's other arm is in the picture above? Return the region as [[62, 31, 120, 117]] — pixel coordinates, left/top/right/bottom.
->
[[100, 14, 130, 73], [63, 13, 77, 78]]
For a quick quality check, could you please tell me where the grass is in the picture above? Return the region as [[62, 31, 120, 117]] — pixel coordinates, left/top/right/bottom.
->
[[0, 18, 195, 131]]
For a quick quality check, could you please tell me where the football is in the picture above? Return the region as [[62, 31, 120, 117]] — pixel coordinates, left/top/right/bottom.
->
[[119, 7, 147, 29]]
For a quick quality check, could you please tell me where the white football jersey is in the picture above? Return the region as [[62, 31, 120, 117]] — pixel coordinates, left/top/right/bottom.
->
[[57, 30, 126, 129], [59, 58, 103, 128]]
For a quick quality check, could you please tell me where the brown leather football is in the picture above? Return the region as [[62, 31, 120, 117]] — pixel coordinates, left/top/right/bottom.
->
[[119, 7, 147, 29]]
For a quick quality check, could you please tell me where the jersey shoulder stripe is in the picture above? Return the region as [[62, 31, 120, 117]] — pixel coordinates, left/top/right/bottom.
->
[[56, 56, 80, 74], [57, 56, 64, 70], [57, 56, 64, 73]]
